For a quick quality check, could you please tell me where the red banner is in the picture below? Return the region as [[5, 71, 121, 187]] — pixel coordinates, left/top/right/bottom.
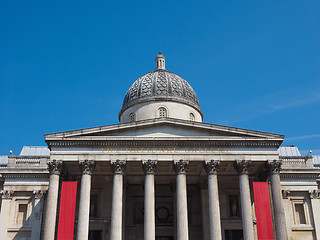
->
[[57, 181, 78, 240], [253, 182, 274, 240]]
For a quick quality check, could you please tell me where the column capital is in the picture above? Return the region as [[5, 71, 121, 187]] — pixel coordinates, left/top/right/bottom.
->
[[310, 190, 320, 199], [173, 160, 189, 175], [142, 160, 158, 175], [204, 160, 220, 175], [47, 160, 63, 175], [233, 160, 251, 175], [267, 160, 282, 175], [79, 160, 96, 175], [33, 190, 47, 199], [0, 190, 14, 199], [282, 190, 290, 199], [111, 160, 126, 175]]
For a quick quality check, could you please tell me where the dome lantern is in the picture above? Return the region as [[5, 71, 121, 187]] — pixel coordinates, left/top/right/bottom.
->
[[155, 52, 166, 70]]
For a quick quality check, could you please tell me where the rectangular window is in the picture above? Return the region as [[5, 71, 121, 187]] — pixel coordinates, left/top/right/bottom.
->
[[17, 204, 28, 225], [294, 203, 306, 224]]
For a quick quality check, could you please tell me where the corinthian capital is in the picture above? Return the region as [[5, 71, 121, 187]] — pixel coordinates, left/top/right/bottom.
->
[[204, 160, 220, 175], [47, 160, 63, 175], [79, 160, 96, 175], [233, 160, 251, 175], [33, 190, 47, 199], [0, 190, 14, 199], [173, 160, 189, 175], [111, 160, 126, 175], [267, 160, 282, 175], [142, 160, 158, 174]]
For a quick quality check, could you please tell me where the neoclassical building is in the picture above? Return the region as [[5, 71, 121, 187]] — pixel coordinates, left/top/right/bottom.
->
[[0, 53, 320, 240]]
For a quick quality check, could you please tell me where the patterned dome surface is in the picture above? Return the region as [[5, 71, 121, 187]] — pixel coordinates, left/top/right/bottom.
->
[[120, 69, 201, 114]]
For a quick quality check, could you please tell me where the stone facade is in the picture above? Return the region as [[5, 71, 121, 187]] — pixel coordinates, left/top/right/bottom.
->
[[0, 54, 319, 240]]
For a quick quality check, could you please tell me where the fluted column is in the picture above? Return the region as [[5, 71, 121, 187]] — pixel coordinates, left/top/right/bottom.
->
[[268, 160, 288, 240], [204, 160, 222, 240], [173, 160, 189, 240], [0, 190, 14, 240], [76, 160, 96, 240], [43, 160, 62, 240], [233, 160, 254, 240], [142, 160, 158, 240], [110, 160, 126, 240]]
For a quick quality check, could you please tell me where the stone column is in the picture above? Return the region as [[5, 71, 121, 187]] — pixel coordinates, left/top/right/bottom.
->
[[31, 190, 46, 240], [204, 160, 222, 240], [0, 190, 14, 240], [142, 160, 158, 240], [43, 160, 62, 240], [173, 160, 189, 240], [310, 190, 320, 239], [267, 160, 288, 240], [110, 160, 126, 240], [233, 160, 254, 240], [76, 160, 96, 240]]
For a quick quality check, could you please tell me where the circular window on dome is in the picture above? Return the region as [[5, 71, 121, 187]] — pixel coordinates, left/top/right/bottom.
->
[[189, 113, 195, 121], [158, 107, 167, 118], [129, 112, 135, 122]]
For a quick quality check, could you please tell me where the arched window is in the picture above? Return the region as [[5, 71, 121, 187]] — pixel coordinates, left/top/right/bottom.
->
[[158, 107, 167, 118], [129, 112, 135, 122], [189, 113, 195, 121]]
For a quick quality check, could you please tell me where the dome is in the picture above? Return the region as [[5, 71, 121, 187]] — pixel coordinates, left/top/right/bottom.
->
[[119, 53, 203, 122], [120, 70, 202, 115]]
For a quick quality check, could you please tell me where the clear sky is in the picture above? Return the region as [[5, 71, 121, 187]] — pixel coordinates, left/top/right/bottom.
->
[[0, 1, 319, 156]]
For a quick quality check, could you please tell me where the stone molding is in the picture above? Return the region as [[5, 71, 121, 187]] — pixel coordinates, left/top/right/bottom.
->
[[173, 160, 189, 175], [282, 190, 290, 199], [33, 190, 47, 199], [111, 160, 126, 175], [0, 190, 14, 199], [233, 160, 251, 175], [310, 190, 320, 199], [141, 160, 158, 175], [47, 160, 63, 175], [267, 160, 282, 175], [79, 160, 96, 175], [203, 160, 220, 175]]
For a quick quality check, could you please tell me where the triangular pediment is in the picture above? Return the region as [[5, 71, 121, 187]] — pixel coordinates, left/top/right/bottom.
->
[[45, 118, 283, 142]]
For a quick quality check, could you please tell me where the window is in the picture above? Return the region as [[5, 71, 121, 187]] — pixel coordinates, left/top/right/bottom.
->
[[294, 203, 306, 224], [17, 204, 28, 225], [189, 113, 195, 121], [129, 112, 135, 122], [158, 107, 167, 118]]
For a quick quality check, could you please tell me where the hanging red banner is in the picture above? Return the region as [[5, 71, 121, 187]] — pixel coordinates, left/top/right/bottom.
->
[[57, 181, 78, 240], [253, 182, 274, 240]]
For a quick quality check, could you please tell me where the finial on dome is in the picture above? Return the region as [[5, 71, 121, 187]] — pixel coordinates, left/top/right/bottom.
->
[[155, 52, 166, 70]]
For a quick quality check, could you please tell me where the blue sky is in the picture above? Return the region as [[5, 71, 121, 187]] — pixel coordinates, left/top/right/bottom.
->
[[0, 1, 319, 155]]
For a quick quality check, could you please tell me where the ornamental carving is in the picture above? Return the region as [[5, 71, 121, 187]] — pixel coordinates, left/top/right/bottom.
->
[[47, 160, 63, 175], [142, 160, 158, 174], [79, 160, 96, 175], [111, 160, 126, 175], [282, 190, 290, 199], [0, 190, 14, 199], [204, 160, 220, 175], [233, 160, 251, 175], [33, 190, 46, 199], [267, 160, 282, 175], [173, 160, 189, 174], [121, 69, 200, 112], [310, 190, 320, 199]]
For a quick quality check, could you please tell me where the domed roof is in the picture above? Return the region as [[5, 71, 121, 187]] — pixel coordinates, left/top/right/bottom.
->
[[120, 67, 202, 115]]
